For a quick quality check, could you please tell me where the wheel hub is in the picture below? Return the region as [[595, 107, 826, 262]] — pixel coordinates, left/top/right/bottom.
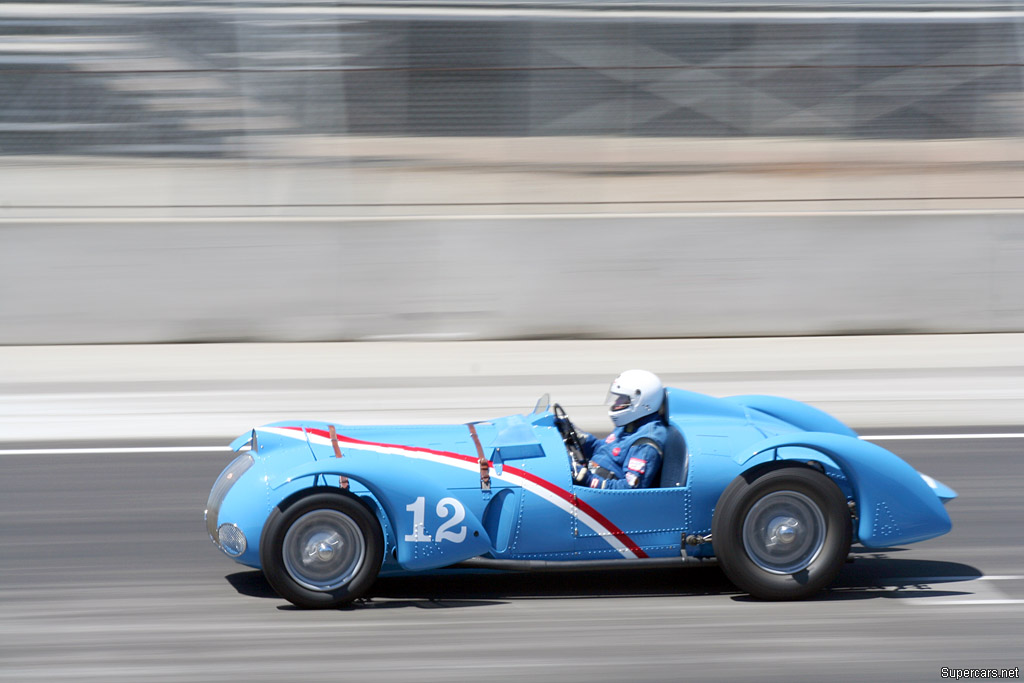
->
[[306, 532, 342, 563], [283, 509, 367, 592], [742, 490, 826, 575], [768, 516, 800, 546]]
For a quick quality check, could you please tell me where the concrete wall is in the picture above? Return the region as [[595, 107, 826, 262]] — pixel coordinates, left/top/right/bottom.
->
[[2, 211, 1021, 344]]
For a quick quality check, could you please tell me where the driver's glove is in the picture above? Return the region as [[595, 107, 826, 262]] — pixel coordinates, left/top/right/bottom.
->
[[571, 460, 592, 486]]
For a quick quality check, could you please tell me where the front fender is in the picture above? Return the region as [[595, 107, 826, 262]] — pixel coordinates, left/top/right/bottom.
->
[[734, 432, 952, 547], [268, 447, 492, 571]]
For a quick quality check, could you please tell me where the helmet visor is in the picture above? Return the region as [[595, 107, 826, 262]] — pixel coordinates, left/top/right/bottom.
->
[[606, 390, 631, 412]]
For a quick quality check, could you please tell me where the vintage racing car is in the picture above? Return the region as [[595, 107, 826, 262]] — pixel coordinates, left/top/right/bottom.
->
[[206, 388, 956, 607]]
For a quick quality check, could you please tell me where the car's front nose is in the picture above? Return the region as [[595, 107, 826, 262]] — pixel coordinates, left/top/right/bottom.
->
[[206, 452, 255, 551], [205, 450, 268, 567]]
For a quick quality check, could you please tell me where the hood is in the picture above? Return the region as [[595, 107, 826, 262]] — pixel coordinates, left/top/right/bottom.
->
[[258, 420, 481, 461]]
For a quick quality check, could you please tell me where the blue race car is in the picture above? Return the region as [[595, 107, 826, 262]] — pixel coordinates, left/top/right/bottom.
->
[[205, 388, 956, 607]]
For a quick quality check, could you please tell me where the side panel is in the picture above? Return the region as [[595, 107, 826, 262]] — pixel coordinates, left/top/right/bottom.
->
[[683, 449, 750, 556], [499, 422, 590, 560], [734, 432, 952, 547], [572, 486, 690, 559]]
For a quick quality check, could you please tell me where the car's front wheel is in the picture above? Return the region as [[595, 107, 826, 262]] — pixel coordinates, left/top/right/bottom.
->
[[712, 463, 852, 600], [261, 491, 384, 609]]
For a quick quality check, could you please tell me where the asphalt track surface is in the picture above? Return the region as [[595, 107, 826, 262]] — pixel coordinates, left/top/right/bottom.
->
[[2, 432, 1022, 682]]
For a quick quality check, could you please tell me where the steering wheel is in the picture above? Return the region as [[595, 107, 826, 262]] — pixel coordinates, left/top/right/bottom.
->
[[553, 403, 586, 464]]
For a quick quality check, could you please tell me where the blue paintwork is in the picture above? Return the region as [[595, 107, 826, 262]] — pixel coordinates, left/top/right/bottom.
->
[[207, 387, 956, 575], [731, 432, 952, 546], [922, 473, 957, 503], [725, 394, 859, 438]]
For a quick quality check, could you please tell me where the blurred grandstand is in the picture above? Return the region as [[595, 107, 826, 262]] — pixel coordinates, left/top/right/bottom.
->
[[2, 1, 1022, 157]]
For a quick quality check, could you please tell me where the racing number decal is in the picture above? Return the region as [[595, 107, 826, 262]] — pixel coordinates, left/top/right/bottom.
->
[[404, 496, 467, 543], [404, 497, 432, 542], [435, 497, 467, 543]]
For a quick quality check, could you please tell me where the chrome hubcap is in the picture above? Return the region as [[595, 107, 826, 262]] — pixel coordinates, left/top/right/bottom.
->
[[283, 509, 366, 592], [309, 535, 338, 562], [742, 491, 825, 575], [770, 517, 800, 545]]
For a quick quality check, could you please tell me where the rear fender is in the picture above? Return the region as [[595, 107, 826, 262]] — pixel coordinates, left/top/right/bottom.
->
[[267, 448, 491, 571], [726, 395, 858, 437], [734, 432, 951, 547]]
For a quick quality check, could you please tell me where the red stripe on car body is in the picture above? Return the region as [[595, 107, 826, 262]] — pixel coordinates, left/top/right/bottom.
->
[[284, 425, 648, 558]]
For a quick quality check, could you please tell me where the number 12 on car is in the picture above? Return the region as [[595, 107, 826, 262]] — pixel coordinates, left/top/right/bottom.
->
[[404, 496, 467, 543]]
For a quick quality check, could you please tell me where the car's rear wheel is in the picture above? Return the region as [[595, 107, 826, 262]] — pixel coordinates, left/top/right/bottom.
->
[[712, 463, 852, 600], [261, 491, 384, 609]]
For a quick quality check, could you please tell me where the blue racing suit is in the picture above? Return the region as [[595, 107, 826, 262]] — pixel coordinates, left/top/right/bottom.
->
[[577, 412, 666, 489]]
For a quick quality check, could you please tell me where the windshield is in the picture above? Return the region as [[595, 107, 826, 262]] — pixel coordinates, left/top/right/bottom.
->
[[531, 393, 550, 414]]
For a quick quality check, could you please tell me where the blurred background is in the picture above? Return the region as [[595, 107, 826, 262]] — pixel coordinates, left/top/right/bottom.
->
[[2, 0, 1023, 343], [2, 6, 1023, 682]]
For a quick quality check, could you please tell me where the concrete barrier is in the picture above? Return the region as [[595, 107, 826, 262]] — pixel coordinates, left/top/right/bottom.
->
[[2, 211, 1021, 344]]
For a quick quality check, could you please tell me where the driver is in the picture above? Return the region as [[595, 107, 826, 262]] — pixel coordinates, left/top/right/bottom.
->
[[571, 370, 667, 490]]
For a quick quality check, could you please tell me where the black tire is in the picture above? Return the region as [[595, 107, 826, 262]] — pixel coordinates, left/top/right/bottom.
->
[[260, 491, 384, 609], [712, 463, 852, 600]]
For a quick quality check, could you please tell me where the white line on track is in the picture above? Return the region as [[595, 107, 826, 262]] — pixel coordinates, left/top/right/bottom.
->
[[910, 599, 1024, 606], [861, 433, 1024, 441], [883, 575, 1024, 583], [883, 575, 1024, 606]]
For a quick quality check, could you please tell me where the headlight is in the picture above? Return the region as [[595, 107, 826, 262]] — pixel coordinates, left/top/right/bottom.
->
[[205, 453, 254, 543], [218, 524, 247, 556]]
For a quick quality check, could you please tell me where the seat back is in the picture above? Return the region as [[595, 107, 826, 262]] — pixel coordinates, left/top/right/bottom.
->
[[658, 425, 688, 487]]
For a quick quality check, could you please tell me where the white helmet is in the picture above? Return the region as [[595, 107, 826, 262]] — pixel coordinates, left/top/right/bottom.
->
[[605, 369, 664, 428]]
